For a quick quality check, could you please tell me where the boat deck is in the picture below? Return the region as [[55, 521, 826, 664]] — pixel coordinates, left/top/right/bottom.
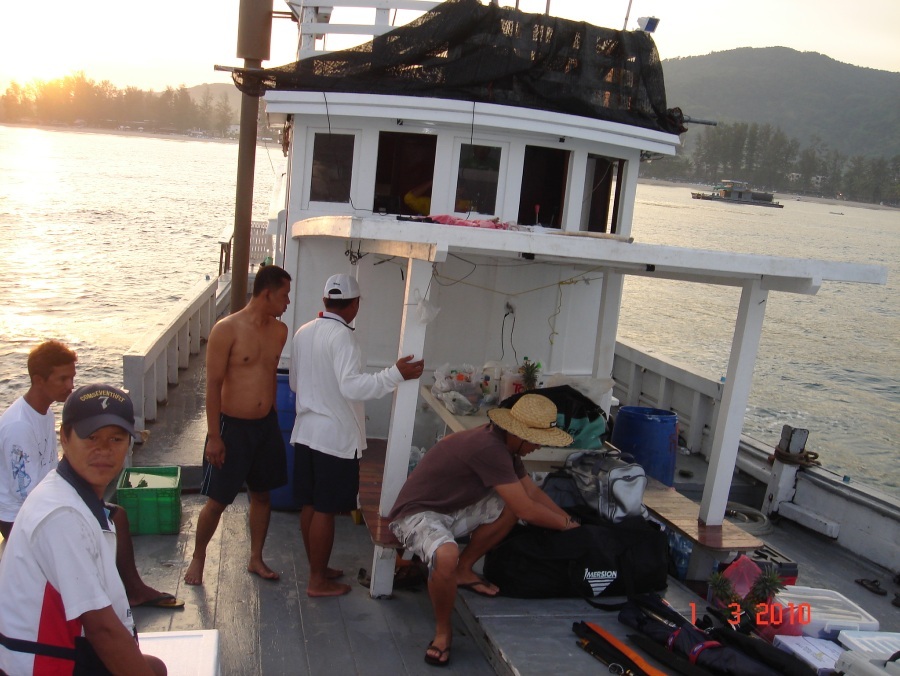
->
[[126, 350, 898, 674]]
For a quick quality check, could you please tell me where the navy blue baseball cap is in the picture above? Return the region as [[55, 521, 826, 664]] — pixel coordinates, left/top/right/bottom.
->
[[62, 384, 139, 440]]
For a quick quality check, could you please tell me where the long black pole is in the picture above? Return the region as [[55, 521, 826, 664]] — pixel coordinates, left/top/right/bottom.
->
[[231, 0, 273, 312], [231, 62, 261, 313]]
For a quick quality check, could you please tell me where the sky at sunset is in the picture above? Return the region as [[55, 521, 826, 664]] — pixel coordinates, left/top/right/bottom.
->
[[1, 0, 898, 93]]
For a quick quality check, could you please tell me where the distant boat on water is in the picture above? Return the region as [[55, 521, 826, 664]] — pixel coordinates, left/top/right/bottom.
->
[[691, 179, 784, 208]]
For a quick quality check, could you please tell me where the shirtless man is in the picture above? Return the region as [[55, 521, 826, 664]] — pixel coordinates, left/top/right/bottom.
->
[[184, 264, 292, 586]]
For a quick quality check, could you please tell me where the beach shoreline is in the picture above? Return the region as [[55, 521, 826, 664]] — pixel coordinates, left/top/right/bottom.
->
[[3, 121, 894, 211], [0, 121, 244, 145]]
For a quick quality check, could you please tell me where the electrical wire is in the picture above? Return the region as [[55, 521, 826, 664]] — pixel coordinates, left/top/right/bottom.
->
[[322, 92, 368, 214]]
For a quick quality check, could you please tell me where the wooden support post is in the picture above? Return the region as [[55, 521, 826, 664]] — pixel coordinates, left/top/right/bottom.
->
[[369, 544, 398, 599], [700, 280, 768, 526], [369, 257, 431, 598]]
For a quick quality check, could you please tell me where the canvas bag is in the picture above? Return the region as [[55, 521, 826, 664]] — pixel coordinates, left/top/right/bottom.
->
[[558, 447, 648, 523], [483, 519, 668, 599]]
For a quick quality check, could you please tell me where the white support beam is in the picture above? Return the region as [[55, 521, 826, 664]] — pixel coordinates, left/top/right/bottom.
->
[[561, 149, 588, 232], [687, 391, 710, 453], [700, 280, 768, 525], [380, 256, 432, 513], [144, 366, 158, 423], [370, 257, 431, 597], [613, 158, 639, 238], [594, 271, 623, 412]]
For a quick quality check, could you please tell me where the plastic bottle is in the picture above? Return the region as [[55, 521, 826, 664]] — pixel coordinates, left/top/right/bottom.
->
[[668, 531, 692, 581]]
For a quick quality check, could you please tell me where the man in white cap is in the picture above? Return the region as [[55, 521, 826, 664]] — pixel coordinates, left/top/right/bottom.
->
[[0, 384, 166, 675], [289, 273, 424, 597], [388, 393, 577, 667]]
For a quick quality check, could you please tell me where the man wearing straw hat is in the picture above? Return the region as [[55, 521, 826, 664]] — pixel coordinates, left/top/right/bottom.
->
[[388, 393, 578, 667]]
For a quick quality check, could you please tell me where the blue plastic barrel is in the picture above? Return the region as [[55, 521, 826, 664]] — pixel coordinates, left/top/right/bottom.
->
[[270, 371, 301, 510], [610, 406, 678, 486]]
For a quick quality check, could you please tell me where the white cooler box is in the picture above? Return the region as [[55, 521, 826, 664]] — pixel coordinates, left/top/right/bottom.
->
[[140, 629, 220, 676]]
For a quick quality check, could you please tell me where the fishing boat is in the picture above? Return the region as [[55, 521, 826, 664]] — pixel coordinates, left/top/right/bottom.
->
[[118, 1, 897, 672], [691, 179, 785, 207]]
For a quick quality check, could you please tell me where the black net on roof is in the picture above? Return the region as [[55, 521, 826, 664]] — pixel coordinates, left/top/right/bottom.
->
[[232, 0, 685, 135]]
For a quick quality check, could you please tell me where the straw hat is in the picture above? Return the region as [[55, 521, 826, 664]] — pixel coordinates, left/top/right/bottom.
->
[[487, 394, 573, 447]]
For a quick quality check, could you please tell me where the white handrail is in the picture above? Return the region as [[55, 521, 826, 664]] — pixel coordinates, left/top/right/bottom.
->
[[123, 277, 221, 431], [290, 0, 441, 58]]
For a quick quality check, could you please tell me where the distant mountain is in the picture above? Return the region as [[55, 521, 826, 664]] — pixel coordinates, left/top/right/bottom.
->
[[661, 47, 900, 159]]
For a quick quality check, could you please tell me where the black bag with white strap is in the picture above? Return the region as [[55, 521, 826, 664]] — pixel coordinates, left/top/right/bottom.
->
[[542, 446, 648, 523], [483, 518, 668, 599]]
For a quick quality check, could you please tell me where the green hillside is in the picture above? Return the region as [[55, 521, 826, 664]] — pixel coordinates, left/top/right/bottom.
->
[[661, 47, 900, 159]]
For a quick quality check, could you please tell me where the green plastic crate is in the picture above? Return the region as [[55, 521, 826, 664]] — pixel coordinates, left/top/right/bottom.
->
[[115, 466, 182, 535]]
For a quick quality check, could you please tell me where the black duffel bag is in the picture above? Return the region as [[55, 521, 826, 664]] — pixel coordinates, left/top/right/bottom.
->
[[483, 517, 668, 599]]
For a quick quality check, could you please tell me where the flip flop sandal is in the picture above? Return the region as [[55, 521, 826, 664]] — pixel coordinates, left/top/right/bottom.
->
[[135, 593, 185, 609], [855, 578, 887, 596], [424, 641, 451, 667]]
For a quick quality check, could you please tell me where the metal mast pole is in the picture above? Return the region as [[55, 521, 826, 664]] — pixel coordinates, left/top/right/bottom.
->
[[623, 0, 633, 30], [232, 0, 273, 313]]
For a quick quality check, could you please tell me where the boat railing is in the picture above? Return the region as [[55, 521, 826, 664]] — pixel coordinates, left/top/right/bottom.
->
[[293, 0, 441, 60], [218, 220, 272, 275], [612, 339, 724, 458], [123, 276, 222, 431]]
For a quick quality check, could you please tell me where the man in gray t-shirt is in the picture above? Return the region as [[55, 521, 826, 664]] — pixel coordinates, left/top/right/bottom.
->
[[389, 394, 577, 667]]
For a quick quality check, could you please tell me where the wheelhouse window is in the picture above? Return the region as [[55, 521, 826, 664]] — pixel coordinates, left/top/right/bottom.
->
[[373, 131, 437, 215], [310, 133, 355, 203], [455, 144, 501, 214], [517, 145, 569, 227], [584, 155, 624, 234]]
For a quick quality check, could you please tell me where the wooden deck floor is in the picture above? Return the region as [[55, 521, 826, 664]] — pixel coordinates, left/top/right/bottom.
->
[[131, 495, 496, 675], [125, 348, 899, 675]]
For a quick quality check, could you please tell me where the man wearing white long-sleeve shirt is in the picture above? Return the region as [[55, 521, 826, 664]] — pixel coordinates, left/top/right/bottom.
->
[[289, 273, 424, 596]]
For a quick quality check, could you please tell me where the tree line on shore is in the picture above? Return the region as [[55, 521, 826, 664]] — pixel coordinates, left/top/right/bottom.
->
[[2, 72, 898, 206], [641, 121, 900, 206], [0, 72, 261, 138]]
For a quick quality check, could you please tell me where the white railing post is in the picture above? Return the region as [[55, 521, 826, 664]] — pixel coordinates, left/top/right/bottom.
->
[[122, 276, 222, 432], [166, 337, 179, 386], [190, 310, 202, 354], [144, 365, 158, 423], [178, 323, 190, 369], [123, 354, 146, 431]]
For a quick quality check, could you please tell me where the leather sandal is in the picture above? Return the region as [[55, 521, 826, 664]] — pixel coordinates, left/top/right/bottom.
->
[[855, 578, 887, 596]]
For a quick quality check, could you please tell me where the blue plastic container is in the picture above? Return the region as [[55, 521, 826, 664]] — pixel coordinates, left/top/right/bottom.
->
[[270, 371, 301, 510], [611, 406, 678, 486]]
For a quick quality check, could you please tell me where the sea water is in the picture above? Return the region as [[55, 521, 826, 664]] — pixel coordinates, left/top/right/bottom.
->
[[0, 124, 897, 495]]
